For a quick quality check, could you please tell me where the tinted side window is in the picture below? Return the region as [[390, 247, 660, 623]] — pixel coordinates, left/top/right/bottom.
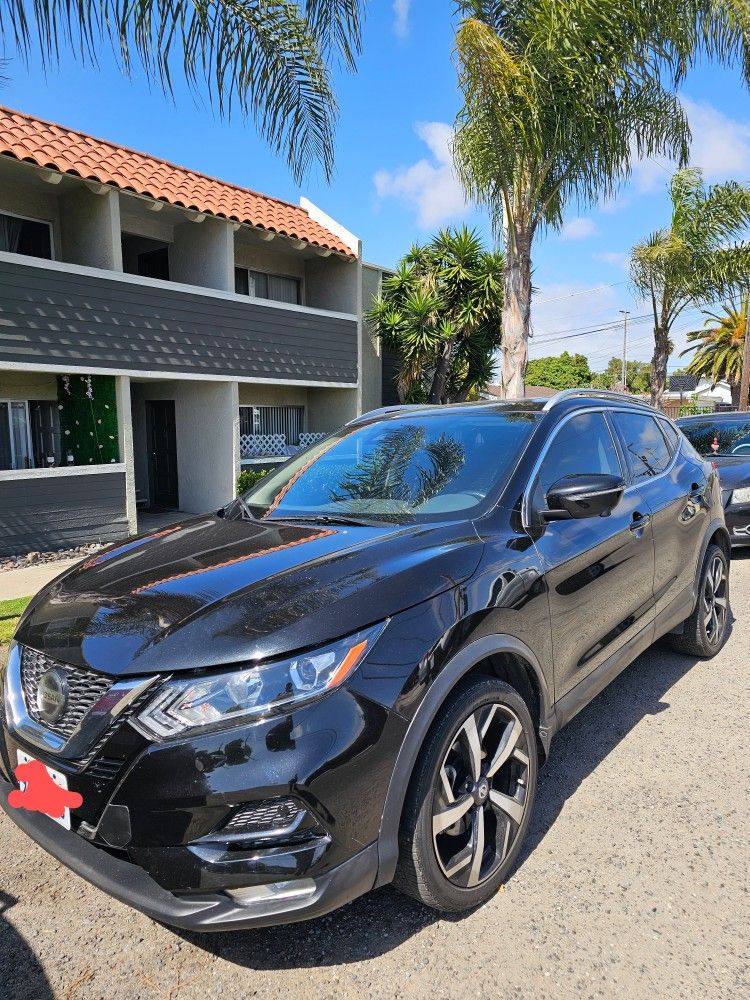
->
[[537, 412, 622, 498], [659, 419, 680, 453], [612, 412, 672, 481]]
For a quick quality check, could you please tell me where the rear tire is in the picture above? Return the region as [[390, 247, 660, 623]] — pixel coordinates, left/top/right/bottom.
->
[[667, 543, 730, 658], [393, 676, 538, 913]]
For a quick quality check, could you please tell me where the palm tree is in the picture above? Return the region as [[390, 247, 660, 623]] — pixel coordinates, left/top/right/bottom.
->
[[452, 1, 750, 399], [368, 227, 504, 404], [631, 169, 750, 408], [0, 1, 363, 183], [681, 299, 748, 408]]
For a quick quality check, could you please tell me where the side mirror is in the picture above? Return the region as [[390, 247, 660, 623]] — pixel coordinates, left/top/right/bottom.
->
[[543, 473, 625, 521]]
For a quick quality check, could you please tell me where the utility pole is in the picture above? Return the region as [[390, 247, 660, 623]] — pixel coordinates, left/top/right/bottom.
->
[[619, 310, 630, 392], [740, 305, 750, 411]]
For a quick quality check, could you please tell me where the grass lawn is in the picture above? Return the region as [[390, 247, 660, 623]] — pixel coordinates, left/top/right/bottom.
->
[[0, 596, 31, 644]]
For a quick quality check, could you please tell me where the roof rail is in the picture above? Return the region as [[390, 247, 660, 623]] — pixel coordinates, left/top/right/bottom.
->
[[347, 404, 422, 424], [542, 387, 655, 412]]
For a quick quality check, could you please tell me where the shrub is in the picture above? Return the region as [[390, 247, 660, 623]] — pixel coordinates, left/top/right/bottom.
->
[[237, 469, 269, 495]]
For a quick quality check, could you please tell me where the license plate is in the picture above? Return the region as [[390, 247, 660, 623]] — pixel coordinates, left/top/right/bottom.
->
[[16, 750, 72, 830]]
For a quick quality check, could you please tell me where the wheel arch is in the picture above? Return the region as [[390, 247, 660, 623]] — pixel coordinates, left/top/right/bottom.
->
[[375, 634, 552, 888], [695, 520, 731, 597]]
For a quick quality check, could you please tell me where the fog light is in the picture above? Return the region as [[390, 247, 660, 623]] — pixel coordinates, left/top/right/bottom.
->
[[225, 878, 316, 908]]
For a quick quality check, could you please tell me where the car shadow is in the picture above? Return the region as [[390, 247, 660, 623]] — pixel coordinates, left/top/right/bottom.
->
[[177, 632, 719, 970], [0, 890, 55, 999]]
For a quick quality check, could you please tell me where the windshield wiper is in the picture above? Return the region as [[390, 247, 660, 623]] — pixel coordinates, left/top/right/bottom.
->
[[274, 514, 397, 527]]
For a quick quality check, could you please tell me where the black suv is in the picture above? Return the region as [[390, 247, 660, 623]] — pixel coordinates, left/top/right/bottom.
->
[[0, 390, 731, 929]]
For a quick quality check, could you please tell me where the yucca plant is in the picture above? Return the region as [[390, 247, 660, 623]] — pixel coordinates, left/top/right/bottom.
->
[[632, 169, 750, 407], [681, 299, 749, 407], [0, 1, 364, 182], [368, 226, 504, 404]]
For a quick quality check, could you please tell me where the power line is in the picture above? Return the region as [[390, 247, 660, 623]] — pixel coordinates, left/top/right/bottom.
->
[[533, 279, 628, 305]]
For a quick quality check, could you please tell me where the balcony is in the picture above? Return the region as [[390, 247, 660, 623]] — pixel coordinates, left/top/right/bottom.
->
[[0, 252, 358, 386]]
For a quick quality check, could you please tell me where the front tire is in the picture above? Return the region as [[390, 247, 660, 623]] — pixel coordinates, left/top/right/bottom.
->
[[667, 543, 730, 658], [394, 676, 538, 913]]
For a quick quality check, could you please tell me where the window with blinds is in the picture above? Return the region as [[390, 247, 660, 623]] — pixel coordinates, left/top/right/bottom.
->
[[235, 267, 301, 305], [239, 406, 305, 446]]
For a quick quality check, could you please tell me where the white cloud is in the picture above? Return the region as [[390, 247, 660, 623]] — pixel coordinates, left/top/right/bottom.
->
[[595, 251, 630, 270], [373, 122, 469, 229], [560, 217, 598, 240], [393, 0, 411, 39], [631, 95, 750, 192]]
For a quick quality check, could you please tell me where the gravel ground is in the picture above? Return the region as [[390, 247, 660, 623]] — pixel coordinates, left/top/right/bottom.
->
[[1, 555, 748, 1000]]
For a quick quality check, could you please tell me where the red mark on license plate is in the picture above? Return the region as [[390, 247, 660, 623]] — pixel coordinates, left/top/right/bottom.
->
[[9, 759, 83, 820]]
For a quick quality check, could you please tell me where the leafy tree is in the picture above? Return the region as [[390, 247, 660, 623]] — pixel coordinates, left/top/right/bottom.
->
[[368, 227, 503, 404], [590, 357, 652, 394], [0, 1, 363, 183], [453, 1, 750, 399], [681, 299, 748, 407], [525, 352, 592, 390], [631, 169, 750, 408]]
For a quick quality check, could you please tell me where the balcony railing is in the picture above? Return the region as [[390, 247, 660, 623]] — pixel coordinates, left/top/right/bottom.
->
[[0, 252, 358, 386]]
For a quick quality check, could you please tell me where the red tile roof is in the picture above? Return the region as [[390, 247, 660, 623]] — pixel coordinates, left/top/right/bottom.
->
[[0, 105, 354, 258]]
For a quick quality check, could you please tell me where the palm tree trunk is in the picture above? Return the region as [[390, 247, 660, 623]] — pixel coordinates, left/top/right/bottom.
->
[[498, 227, 532, 399], [429, 338, 456, 404], [730, 379, 741, 409], [650, 325, 670, 408]]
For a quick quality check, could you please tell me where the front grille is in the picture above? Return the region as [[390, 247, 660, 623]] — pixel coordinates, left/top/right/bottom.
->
[[20, 646, 112, 740], [224, 797, 303, 835]]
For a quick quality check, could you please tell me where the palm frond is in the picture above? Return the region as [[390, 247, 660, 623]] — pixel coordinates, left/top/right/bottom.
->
[[0, 0, 364, 182]]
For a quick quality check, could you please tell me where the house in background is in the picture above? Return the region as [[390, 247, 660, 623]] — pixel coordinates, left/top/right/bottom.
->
[[0, 105, 388, 556]]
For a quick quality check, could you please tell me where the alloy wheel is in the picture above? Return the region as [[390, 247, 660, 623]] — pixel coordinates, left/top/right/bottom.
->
[[703, 553, 728, 646], [431, 703, 531, 888]]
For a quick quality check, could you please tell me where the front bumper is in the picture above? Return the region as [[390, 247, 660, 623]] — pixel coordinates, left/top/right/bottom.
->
[[725, 506, 750, 546], [0, 773, 377, 930]]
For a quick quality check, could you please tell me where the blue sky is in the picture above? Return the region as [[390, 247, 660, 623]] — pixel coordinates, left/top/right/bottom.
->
[[3, 1, 750, 374]]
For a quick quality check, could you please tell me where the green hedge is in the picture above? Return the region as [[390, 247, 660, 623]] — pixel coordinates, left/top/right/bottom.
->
[[58, 374, 119, 465], [237, 469, 269, 495]]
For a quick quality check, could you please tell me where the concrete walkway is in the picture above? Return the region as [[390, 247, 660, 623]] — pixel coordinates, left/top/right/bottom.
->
[[0, 558, 81, 601]]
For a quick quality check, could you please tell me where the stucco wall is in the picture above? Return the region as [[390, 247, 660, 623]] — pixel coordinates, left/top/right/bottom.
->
[[305, 255, 359, 314], [59, 187, 122, 271], [361, 264, 384, 414], [237, 384, 309, 408], [307, 387, 358, 433], [171, 217, 235, 292], [130, 379, 238, 513], [0, 371, 57, 401]]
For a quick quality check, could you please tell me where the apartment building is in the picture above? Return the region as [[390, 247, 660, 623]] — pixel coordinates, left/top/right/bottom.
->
[[0, 106, 392, 556]]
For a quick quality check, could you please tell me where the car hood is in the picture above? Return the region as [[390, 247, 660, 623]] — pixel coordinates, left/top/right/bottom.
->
[[708, 455, 750, 491], [15, 513, 483, 676]]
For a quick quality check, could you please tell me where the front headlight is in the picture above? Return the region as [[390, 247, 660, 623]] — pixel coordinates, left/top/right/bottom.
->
[[131, 622, 387, 740], [731, 486, 750, 505]]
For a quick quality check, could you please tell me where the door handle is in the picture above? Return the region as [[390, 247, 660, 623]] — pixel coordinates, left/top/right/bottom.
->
[[690, 481, 706, 500], [629, 511, 651, 533]]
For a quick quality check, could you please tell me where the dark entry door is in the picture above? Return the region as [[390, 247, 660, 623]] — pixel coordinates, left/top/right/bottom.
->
[[146, 400, 178, 509]]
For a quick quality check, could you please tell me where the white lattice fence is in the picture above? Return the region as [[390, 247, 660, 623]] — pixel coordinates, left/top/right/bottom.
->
[[240, 433, 287, 458], [299, 432, 327, 448]]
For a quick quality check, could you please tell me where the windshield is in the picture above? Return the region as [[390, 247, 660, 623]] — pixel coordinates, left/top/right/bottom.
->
[[678, 417, 750, 457], [238, 410, 538, 523]]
